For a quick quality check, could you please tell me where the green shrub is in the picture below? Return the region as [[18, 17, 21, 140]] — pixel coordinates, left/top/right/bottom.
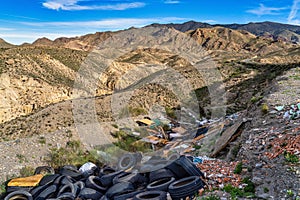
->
[[234, 162, 243, 174], [264, 187, 269, 193], [261, 103, 269, 114], [19, 166, 35, 177], [38, 136, 46, 144], [250, 96, 263, 103], [223, 183, 255, 199], [242, 177, 255, 193], [285, 152, 299, 163], [112, 130, 151, 153], [128, 106, 148, 117], [0, 183, 5, 195], [165, 107, 177, 119], [111, 124, 118, 129], [16, 154, 28, 163], [47, 140, 101, 168]]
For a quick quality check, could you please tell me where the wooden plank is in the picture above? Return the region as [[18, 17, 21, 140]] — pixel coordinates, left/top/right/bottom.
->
[[210, 120, 245, 157]]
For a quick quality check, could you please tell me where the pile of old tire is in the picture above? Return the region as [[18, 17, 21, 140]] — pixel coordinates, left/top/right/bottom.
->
[[3, 155, 205, 200]]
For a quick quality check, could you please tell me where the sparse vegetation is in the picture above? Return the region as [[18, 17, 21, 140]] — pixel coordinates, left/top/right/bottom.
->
[[0, 183, 5, 196], [284, 152, 299, 163], [261, 103, 269, 114], [242, 177, 255, 193], [287, 189, 294, 197], [223, 182, 255, 199], [16, 154, 28, 163], [111, 124, 118, 129], [250, 95, 263, 103], [231, 144, 241, 159], [38, 136, 46, 144], [47, 140, 101, 168], [234, 162, 243, 174], [165, 106, 177, 119], [264, 187, 269, 193], [112, 130, 151, 152], [128, 106, 148, 117], [19, 166, 35, 177]]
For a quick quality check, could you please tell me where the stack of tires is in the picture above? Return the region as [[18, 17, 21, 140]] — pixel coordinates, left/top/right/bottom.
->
[[3, 155, 205, 200]]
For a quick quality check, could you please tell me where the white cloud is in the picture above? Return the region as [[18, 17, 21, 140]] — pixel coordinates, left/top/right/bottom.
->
[[42, 0, 145, 11], [288, 0, 300, 24], [21, 17, 187, 29], [202, 20, 216, 23], [164, 0, 180, 4], [0, 27, 14, 31], [4, 17, 187, 44], [247, 4, 287, 16]]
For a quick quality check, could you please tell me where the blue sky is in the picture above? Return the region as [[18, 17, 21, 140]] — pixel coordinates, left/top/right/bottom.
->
[[0, 0, 299, 44]]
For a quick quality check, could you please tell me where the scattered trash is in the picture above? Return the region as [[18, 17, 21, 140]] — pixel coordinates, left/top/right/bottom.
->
[[7, 174, 44, 187], [2, 155, 206, 200], [79, 162, 97, 174], [136, 118, 154, 126], [275, 105, 284, 111], [210, 119, 247, 158], [273, 102, 300, 120]]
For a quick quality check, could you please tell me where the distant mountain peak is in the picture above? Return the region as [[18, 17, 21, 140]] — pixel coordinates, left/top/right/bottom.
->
[[0, 38, 14, 48]]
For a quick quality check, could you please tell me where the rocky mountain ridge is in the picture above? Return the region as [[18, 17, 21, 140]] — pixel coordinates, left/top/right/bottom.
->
[[149, 20, 300, 44]]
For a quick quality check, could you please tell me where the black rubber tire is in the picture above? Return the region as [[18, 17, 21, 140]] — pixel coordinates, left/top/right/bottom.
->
[[57, 183, 78, 197], [176, 155, 204, 178], [101, 166, 116, 175], [113, 172, 148, 187], [168, 176, 204, 200], [34, 166, 55, 175], [35, 184, 57, 200], [146, 177, 175, 192], [5, 186, 32, 194], [139, 164, 153, 173], [100, 170, 124, 187], [117, 153, 137, 171], [145, 159, 168, 166], [60, 176, 76, 185], [30, 175, 60, 199], [85, 175, 107, 193], [164, 160, 189, 179], [53, 175, 66, 185], [112, 172, 130, 184], [4, 190, 33, 200], [39, 174, 60, 186], [30, 183, 54, 199], [74, 181, 85, 191], [114, 190, 145, 200], [149, 168, 174, 183], [62, 165, 78, 171], [133, 191, 167, 200], [105, 182, 135, 199], [134, 152, 143, 163], [167, 153, 180, 161], [99, 195, 109, 200], [57, 192, 75, 200], [78, 187, 103, 200], [59, 168, 82, 181]]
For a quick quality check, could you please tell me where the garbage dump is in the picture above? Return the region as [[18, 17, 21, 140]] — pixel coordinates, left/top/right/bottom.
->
[[2, 155, 207, 200], [2, 113, 250, 200]]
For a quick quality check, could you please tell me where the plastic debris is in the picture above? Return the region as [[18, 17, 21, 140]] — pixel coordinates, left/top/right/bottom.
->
[[275, 105, 284, 111], [79, 162, 97, 173]]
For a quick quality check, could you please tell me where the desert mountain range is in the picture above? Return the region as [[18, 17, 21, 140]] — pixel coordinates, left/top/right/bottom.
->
[[1, 20, 300, 139]]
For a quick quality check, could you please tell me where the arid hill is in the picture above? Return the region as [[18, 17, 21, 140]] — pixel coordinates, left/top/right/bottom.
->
[[149, 20, 300, 44]]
